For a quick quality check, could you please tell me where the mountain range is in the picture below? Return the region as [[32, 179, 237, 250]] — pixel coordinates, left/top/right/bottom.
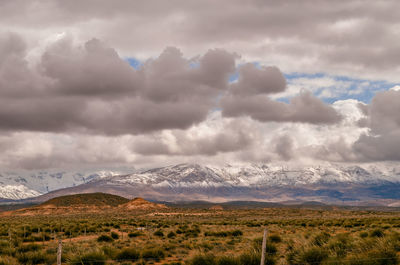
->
[[1, 163, 400, 206]]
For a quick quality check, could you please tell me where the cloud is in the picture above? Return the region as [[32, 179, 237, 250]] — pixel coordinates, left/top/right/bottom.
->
[[352, 90, 400, 161], [230, 63, 286, 95], [0, 34, 240, 134], [131, 115, 259, 156], [2, 0, 399, 82], [221, 91, 342, 124], [40, 37, 140, 97], [0, 33, 343, 136], [274, 135, 295, 161]]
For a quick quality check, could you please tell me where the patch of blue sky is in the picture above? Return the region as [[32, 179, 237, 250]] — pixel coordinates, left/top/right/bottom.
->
[[229, 71, 239, 83], [125, 57, 142, 70], [283, 72, 398, 104]]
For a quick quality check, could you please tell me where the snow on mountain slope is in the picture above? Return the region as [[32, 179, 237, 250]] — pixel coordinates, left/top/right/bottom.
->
[[109, 163, 400, 188], [0, 168, 134, 200], [2, 163, 400, 202], [0, 185, 41, 200], [39, 163, 400, 204]]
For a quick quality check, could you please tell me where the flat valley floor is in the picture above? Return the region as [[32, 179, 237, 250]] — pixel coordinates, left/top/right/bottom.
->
[[0, 207, 400, 264]]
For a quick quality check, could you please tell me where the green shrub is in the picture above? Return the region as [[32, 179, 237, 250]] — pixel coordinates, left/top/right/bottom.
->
[[190, 254, 216, 265], [97, 234, 113, 242], [69, 251, 107, 265], [167, 231, 176, 238], [268, 234, 282, 243], [299, 247, 328, 265], [231, 230, 243, 237], [370, 229, 385, 238], [154, 230, 164, 237], [312, 232, 330, 246], [116, 248, 140, 262], [327, 234, 352, 257], [216, 256, 240, 265], [128, 232, 142, 238], [18, 243, 42, 253], [238, 253, 259, 265], [17, 251, 53, 265], [101, 246, 118, 259], [142, 248, 165, 262], [110, 231, 119, 239]]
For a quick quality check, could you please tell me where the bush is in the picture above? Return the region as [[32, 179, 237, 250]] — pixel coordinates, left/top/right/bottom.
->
[[18, 243, 42, 253], [128, 232, 142, 238], [69, 251, 107, 265], [97, 234, 113, 242], [239, 253, 259, 265], [110, 231, 119, 239], [327, 234, 352, 258], [231, 230, 243, 237], [370, 229, 385, 238], [268, 234, 282, 243], [299, 247, 328, 265], [188, 252, 274, 265], [154, 230, 164, 237], [116, 248, 140, 262], [204, 230, 242, 237], [142, 248, 165, 262], [216, 256, 240, 265], [312, 232, 330, 246], [190, 254, 216, 265], [17, 251, 53, 265], [167, 231, 176, 238]]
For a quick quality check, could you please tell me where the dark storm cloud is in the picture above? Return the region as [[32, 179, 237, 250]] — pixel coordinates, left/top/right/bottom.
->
[[230, 64, 286, 95], [353, 131, 400, 161], [139, 47, 235, 102], [0, 35, 237, 134], [352, 90, 400, 161], [40, 38, 141, 97], [221, 63, 341, 124], [0, 33, 342, 135], [221, 91, 342, 124], [0, 33, 46, 97]]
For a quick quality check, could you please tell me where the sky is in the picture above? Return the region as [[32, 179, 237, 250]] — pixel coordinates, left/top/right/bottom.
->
[[0, 0, 400, 170]]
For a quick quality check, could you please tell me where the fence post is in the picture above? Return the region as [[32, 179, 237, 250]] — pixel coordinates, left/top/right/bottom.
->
[[57, 239, 62, 265], [260, 228, 267, 265]]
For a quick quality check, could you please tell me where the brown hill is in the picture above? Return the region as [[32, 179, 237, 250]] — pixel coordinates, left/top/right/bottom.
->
[[2, 193, 129, 216], [41, 192, 129, 207], [118, 197, 167, 210]]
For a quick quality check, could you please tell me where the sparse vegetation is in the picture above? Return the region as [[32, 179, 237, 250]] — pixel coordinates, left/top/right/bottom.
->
[[1, 195, 400, 264]]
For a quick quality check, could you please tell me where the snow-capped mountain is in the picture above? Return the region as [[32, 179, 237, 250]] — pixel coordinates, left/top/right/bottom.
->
[[0, 168, 134, 200], [110, 163, 400, 187], [26, 163, 400, 205], [0, 185, 41, 200]]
